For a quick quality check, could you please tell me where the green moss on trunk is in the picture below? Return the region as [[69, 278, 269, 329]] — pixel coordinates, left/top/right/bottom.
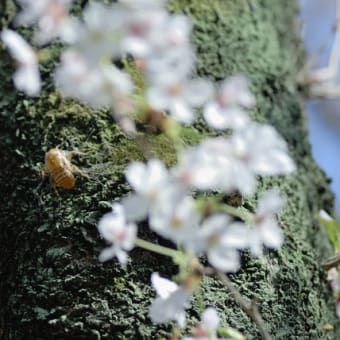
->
[[0, 0, 338, 339]]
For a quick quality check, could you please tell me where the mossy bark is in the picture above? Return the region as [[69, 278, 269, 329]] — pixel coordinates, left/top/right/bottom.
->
[[0, 0, 338, 339]]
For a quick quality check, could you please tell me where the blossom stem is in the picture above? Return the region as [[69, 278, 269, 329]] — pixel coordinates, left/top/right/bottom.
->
[[219, 203, 254, 224], [216, 270, 272, 340], [135, 237, 179, 258]]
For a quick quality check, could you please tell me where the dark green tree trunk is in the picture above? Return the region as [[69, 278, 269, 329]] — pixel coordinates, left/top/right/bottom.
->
[[0, 0, 338, 339]]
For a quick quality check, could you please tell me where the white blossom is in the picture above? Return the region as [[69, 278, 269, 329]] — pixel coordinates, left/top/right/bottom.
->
[[55, 50, 134, 110], [203, 104, 250, 131], [149, 190, 200, 249], [147, 77, 213, 124], [229, 123, 296, 177], [198, 214, 248, 272], [173, 137, 256, 195], [97, 203, 137, 264], [174, 122, 295, 195], [1, 29, 41, 96], [218, 74, 255, 108], [143, 14, 194, 78], [149, 273, 191, 327], [247, 189, 285, 256], [15, 0, 73, 44], [183, 307, 222, 340], [120, 8, 168, 58], [64, 2, 126, 62], [123, 159, 172, 221], [203, 75, 254, 130]]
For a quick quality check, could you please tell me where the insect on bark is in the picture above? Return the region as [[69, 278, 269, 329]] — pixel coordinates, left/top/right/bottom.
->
[[41, 147, 89, 193]]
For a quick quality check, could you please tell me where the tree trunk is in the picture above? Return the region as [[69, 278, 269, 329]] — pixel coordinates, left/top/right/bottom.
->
[[0, 0, 338, 339]]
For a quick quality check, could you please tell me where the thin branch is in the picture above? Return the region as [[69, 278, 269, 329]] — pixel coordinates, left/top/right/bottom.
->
[[298, 1, 340, 92], [216, 270, 272, 340]]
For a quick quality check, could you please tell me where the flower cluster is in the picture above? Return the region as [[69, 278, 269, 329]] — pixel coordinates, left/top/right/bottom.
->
[[2, 0, 298, 336], [117, 153, 290, 265], [98, 153, 291, 326]]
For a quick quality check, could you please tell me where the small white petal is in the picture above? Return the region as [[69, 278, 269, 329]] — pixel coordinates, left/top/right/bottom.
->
[[1, 29, 36, 64], [202, 307, 220, 332], [185, 78, 214, 107], [208, 247, 241, 272], [170, 100, 194, 124], [203, 103, 250, 130], [151, 273, 178, 298], [99, 246, 117, 262]]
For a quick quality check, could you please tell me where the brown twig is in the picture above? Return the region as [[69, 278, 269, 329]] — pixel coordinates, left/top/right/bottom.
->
[[215, 270, 272, 340]]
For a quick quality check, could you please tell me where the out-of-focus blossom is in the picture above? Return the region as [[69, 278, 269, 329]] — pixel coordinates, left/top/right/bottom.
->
[[147, 77, 213, 124], [123, 159, 172, 221], [1, 29, 41, 96], [145, 46, 195, 88], [218, 74, 255, 108], [198, 214, 248, 272], [143, 14, 193, 75], [247, 189, 285, 256], [149, 191, 200, 249], [120, 8, 168, 58], [229, 123, 296, 177], [203, 75, 254, 130], [183, 307, 222, 340], [174, 123, 294, 196], [149, 273, 191, 327], [173, 136, 256, 195], [97, 203, 137, 264], [64, 2, 125, 62], [15, 0, 73, 44], [55, 50, 134, 110]]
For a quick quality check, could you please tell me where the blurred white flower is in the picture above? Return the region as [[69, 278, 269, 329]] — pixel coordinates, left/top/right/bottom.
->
[[230, 123, 296, 177], [147, 77, 214, 124], [120, 8, 168, 58], [204, 103, 250, 131], [149, 273, 191, 327], [174, 137, 257, 196], [55, 50, 134, 110], [247, 189, 285, 256], [218, 74, 255, 108], [1, 29, 41, 96], [175, 123, 294, 196], [123, 159, 172, 221], [149, 191, 200, 249], [183, 307, 222, 340], [203, 74, 254, 130], [198, 214, 248, 272], [145, 46, 195, 88], [97, 203, 137, 264], [65, 2, 126, 62], [15, 0, 73, 44]]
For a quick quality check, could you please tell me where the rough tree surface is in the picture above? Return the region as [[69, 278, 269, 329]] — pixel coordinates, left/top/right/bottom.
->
[[0, 0, 338, 339]]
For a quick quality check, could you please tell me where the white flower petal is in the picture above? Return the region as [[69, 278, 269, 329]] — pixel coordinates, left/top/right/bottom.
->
[[151, 273, 179, 298], [202, 307, 220, 332]]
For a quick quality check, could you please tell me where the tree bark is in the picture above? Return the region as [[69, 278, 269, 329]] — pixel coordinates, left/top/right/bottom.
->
[[0, 0, 338, 339]]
